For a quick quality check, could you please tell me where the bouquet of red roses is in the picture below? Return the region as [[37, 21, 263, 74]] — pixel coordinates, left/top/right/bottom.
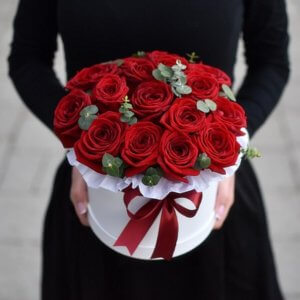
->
[[54, 50, 251, 260]]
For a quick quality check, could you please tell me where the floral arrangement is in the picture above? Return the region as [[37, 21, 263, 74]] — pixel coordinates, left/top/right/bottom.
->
[[53, 50, 259, 260], [53, 50, 255, 186]]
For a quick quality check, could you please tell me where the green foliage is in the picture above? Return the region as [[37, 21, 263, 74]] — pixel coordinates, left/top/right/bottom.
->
[[152, 60, 192, 97], [114, 59, 124, 66], [204, 99, 217, 111], [78, 105, 99, 130], [194, 153, 211, 170], [240, 147, 261, 159], [119, 96, 137, 125], [102, 153, 125, 177], [196, 99, 217, 113], [102, 59, 124, 66], [132, 51, 146, 58], [221, 84, 236, 102], [142, 167, 163, 187]]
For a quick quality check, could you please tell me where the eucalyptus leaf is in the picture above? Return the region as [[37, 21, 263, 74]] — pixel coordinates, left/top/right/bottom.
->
[[124, 110, 134, 118], [145, 167, 158, 176], [158, 64, 173, 78], [142, 174, 161, 186], [123, 102, 133, 109], [196, 100, 210, 113], [114, 157, 124, 168], [171, 80, 182, 88], [119, 107, 127, 113], [142, 175, 152, 186], [121, 115, 130, 123], [78, 115, 97, 130], [176, 85, 192, 95], [178, 75, 187, 85], [241, 147, 261, 159], [132, 51, 146, 57], [102, 153, 115, 168], [204, 99, 217, 111], [114, 59, 124, 66], [171, 86, 181, 97], [128, 116, 138, 125], [156, 167, 164, 177], [102, 154, 125, 177], [151, 174, 161, 185], [158, 63, 171, 72], [195, 153, 211, 170], [152, 69, 165, 81], [118, 163, 125, 177], [104, 164, 120, 177], [222, 84, 236, 101], [171, 65, 181, 72], [80, 105, 98, 117]]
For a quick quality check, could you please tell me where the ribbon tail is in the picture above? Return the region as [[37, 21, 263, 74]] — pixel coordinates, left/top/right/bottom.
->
[[151, 201, 178, 260], [114, 200, 161, 255]]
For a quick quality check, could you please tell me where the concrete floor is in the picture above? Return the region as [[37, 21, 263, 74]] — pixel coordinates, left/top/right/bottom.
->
[[0, 1, 299, 299]]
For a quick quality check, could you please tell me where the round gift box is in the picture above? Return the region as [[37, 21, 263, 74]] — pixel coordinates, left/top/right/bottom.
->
[[87, 181, 218, 260]]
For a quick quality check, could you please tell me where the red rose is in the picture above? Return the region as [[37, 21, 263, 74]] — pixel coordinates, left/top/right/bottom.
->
[[187, 71, 220, 100], [54, 89, 91, 148], [193, 122, 240, 174], [148, 50, 189, 67], [92, 74, 129, 111], [188, 63, 231, 86], [121, 122, 163, 177], [66, 63, 119, 91], [160, 97, 206, 134], [131, 80, 174, 121], [157, 130, 199, 183], [74, 111, 127, 173], [208, 97, 247, 136], [120, 57, 155, 85]]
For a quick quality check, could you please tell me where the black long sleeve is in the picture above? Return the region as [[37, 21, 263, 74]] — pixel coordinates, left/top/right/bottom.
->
[[237, 0, 290, 137], [7, 0, 67, 131], [8, 0, 290, 137]]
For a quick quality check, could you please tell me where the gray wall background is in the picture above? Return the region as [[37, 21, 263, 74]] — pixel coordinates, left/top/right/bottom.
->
[[0, 1, 299, 299]]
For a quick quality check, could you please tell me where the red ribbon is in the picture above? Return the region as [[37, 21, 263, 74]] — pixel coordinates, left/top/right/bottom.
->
[[114, 187, 202, 260]]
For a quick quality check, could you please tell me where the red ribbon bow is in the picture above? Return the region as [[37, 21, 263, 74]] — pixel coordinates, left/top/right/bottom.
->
[[114, 187, 202, 260]]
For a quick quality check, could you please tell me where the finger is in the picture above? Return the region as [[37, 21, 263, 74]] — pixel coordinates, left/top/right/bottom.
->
[[214, 176, 235, 230], [214, 201, 232, 230], [74, 199, 89, 226], [70, 169, 89, 226], [70, 187, 89, 226]]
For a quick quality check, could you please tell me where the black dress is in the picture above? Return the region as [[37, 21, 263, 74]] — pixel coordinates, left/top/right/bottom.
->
[[8, 0, 290, 299]]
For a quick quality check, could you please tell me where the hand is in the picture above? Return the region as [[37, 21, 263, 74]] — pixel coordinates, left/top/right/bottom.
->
[[214, 174, 235, 230], [70, 167, 89, 226]]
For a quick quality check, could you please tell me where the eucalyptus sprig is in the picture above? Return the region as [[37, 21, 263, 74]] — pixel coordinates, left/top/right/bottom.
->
[[78, 105, 99, 130], [196, 99, 217, 114], [240, 147, 261, 159], [142, 167, 163, 187], [102, 59, 124, 67], [119, 96, 137, 125], [220, 84, 236, 102], [102, 153, 125, 178], [132, 50, 146, 58], [186, 51, 199, 63], [194, 153, 211, 170], [152, 60, 192, 97]]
